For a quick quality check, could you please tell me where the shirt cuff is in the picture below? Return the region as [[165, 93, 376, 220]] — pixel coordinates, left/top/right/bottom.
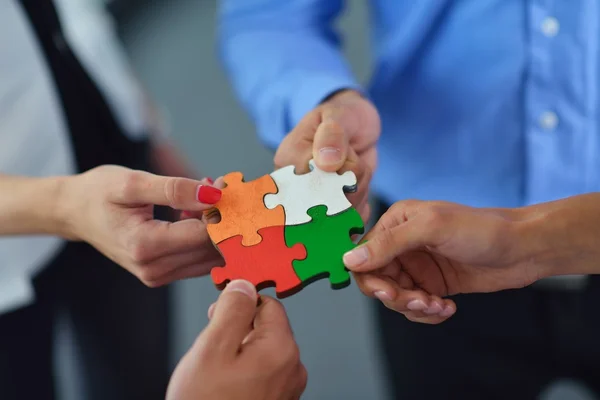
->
[[287, 73, 363, 131]]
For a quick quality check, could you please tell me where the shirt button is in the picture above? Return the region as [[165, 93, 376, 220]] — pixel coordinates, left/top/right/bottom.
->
[[541, 17, 560, 37], [539, 111, 559, 130]]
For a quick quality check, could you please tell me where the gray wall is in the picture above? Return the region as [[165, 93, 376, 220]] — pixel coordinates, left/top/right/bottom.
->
[[55, 1, 596, 399]]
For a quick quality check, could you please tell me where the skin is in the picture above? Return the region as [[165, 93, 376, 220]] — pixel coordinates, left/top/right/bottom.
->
[[273, 89, 381, 223], [343, 194, 600, 324], [0, 140, 224, 287], [166, 279, 307, 400]]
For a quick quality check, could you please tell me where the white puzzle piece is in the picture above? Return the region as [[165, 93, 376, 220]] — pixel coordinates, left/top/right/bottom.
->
[[264, 159, 357, 225]]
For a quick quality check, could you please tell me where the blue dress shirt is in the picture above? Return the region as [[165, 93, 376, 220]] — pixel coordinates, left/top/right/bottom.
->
[[217, 0, 600, 208]]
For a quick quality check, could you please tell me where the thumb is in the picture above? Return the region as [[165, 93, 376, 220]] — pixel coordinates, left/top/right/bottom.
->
[[312, 109, 350, 172], [113, 170, 222, 210], [201, 280, 258, 356], [343, 218, 434, 272]]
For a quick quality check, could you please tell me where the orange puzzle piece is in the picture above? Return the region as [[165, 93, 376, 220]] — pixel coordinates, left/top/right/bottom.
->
[[211, 225, 307, 298], [206, 172, 285, 246]]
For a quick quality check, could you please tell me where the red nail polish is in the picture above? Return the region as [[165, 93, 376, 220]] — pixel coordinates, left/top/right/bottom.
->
[[206, 177, 214, 184], [197, 185, 222, 204]]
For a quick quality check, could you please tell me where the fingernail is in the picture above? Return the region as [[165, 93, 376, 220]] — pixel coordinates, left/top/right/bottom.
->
[[318, 147, 342, 166], [207, 302, 216, 319], [406, 299, 427, 311], [224, 279, 256, 299], [206, 177, 214, 184], [343, 246, 369, 268], [374, 290, 392, 301], [424, 302, 443, 315], [440, 305, 455, 317], [197, 185, 222, 204]]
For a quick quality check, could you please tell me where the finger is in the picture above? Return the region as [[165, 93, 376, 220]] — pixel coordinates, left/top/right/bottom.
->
[[132, 218, 213, 261], [403, 306, 456, 324], [113, 170, 222, 210], [353, 272, 455, 317], [145, 258, 221, 287], [251, 296, 294, 338], [180, 177, 218, 219], [343, 217, 434, 273], [338, 147, 372, 211], [132, 246, 220, 287], [200, 280, 258, 357], [292, 363, 308, 400], [312, 115, 350, 171]]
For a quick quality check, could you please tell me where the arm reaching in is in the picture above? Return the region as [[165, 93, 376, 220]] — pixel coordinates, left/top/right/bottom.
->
[[167, 280, 307, 400], [0, 166, 224, 287], [218, 1, 380, 222], [343, 194, 600, 324]]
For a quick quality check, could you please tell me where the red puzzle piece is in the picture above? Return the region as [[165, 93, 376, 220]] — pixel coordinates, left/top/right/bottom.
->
[[211, 225, 307, 298]]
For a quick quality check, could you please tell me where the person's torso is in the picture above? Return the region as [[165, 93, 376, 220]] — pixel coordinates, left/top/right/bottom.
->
[[366, 0, 600, 208]]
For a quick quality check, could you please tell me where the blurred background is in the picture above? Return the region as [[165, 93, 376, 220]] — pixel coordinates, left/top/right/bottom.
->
[[51, 1, 596, 399]]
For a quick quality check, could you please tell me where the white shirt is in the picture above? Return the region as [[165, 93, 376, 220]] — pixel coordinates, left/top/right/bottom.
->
[[0, 0, 166, 314]]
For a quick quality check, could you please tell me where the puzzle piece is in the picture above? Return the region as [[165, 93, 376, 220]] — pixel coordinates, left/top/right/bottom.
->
[[285, 205, 364, 289], [264, 159, 357, 226], [206, 172, 285, 246], [211, 225, 307, 298]]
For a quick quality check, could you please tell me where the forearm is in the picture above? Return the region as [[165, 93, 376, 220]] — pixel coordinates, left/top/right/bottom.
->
[[515, 193, 600, 277], [217, 0, 361, 148], [0, 174, 68, 236]]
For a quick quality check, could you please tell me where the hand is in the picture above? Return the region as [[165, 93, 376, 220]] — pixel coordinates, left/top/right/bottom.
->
[[58, 165, 224, 287], [167, 280, 307, 400], [274, 89, 380, 222], [343, 200, 548, 324]]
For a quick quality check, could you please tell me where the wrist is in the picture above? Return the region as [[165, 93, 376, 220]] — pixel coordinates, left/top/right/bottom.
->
[[511, 203, 590, 280], [52, 175, 83, 241], [42, 176, 74, 238]]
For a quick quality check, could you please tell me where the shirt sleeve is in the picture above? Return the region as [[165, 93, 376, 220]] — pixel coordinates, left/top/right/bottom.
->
[[217, 0, 362, 149]]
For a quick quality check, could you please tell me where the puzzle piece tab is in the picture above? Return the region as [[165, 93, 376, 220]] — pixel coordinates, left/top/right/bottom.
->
[[264, 159, 357, 226], [207, 172, 285, 246], [285, 205, 364, 289], [211, 225, 307, 298]]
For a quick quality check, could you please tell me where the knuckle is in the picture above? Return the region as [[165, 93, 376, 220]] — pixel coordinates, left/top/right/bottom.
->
[[118, 170, 144, 201], [374, 223, 397, 249], [128, 240, 153, 264], [420, 205, 447, 227], [298, 364, 308, 390], [267, 340, 300, 369], [137, 269, 162, 287], [163, 178, 179, 208]]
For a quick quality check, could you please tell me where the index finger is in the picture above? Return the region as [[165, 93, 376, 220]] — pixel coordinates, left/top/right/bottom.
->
[[112, 170, 221, 210], [343, 217, 434, 273]]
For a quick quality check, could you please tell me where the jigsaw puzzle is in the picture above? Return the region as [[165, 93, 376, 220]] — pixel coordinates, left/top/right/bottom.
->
[[205, 159, 363, 298]]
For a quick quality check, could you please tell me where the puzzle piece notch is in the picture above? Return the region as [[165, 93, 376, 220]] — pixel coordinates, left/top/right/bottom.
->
[[285, 204, 364, 290], [206, 171, 285, 246], [264, 159, 358, 226], [210, 225, 307, 298]]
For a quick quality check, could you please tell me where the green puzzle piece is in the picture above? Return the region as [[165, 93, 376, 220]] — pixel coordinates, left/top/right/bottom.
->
[[285, 205, 365, 289]]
